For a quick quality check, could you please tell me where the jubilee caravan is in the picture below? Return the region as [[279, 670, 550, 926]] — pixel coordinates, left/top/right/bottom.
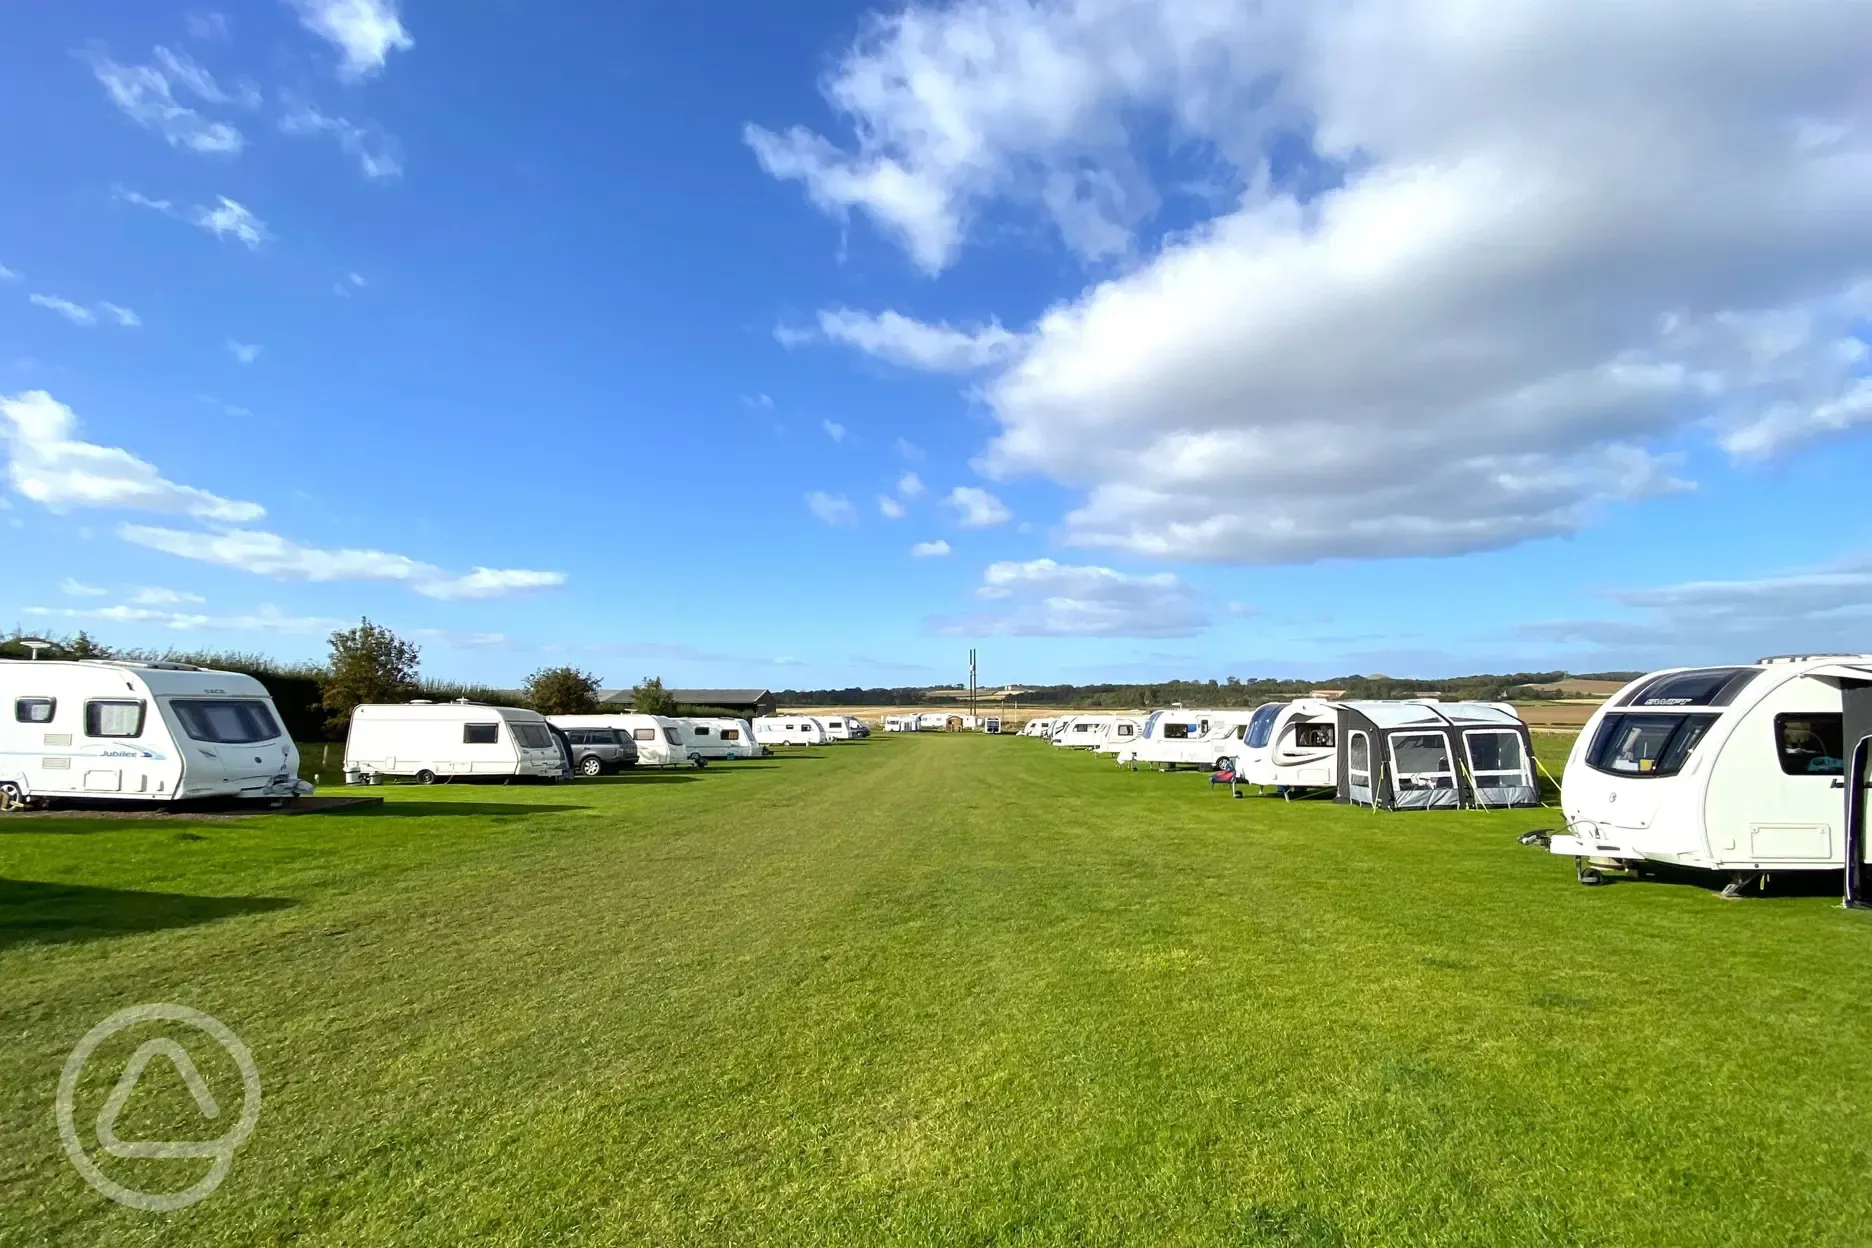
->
[[1240, 700, 1340, 792], [0, 659, 312, 809], [1546, 656, 1872, 895], [755, 716, 829, 746], [673, 717, 761, 760], [550, 713, 692, 767], [1337, 701, 1536, 810], [347, 702, 567, 784]]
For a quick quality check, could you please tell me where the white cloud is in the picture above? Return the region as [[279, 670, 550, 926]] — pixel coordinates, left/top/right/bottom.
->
[[742, 392, 775, 409], [878, 494, 907, 519], [132, 586, 207, 606], [911, 539, 952, 557], [945, 485, 1011, 527], [152, 46, 258, 107], [29, 295, 95, 327], [759, 0, 1872, 565], [26, 602, 339, 635], [114, 187, 174, 214], [895, 437, 924, 461], [226, 339, 262, 364], [1526, 554, 1872, 665], [937, 558, 1207, 637], [805, 491, 857, 525], [279, 101, 404, 180], [333, 271, 369, 296], [192, 198, 269, 248], [89, 51, 245, 155], [790, 308, 1023, 372], [99, 303, 141, 328], [1, 390, 264, 521], [897, 471, 926, 498], [290, 0, 414, 78], [0, 264, 18, 281], [822, 419, 847, 442], [60, 578, 108, 597], [115, 525, 565, 599]]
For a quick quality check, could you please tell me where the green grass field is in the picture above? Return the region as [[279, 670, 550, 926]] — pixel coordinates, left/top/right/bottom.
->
[[4, 734, 1869, 1246]]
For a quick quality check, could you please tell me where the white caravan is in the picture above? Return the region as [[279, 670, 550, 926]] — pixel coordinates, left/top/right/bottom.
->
[[884, 715, 918, 733], [550, 713, 692, 767], [815, 715, 860, 741], [1127, 709, 1259, 770], [0, 659, 312, 809], [1240, 699, 1341, 791], [1021, 717, 1054, 738], [754, 715, 829, 746], [1547, 656, 1872, 892], [1054, 715, 1115, 748], [1093, 715, 1148, 756], [347, 702, 566, 784], [673, 717, 761, 760]]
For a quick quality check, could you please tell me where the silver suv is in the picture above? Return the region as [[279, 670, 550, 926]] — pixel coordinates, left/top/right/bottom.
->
[[561, 727, 639, 776]]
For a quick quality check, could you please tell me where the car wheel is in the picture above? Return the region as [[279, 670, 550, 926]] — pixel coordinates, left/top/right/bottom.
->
[[580, 755, 604, 777], [415, 769, 437, 786]]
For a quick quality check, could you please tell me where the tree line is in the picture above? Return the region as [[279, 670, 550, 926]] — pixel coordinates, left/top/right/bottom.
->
[[3, 622, 679, 741]]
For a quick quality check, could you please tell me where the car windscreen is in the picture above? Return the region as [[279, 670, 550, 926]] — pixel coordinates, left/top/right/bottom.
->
[[1585, 712, 1715, 778], [170, 699, 282, 744]]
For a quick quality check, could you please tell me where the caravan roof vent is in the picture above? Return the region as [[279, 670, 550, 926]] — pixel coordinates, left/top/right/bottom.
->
[[1757, 653, 1872, 665], [409, 699, 436, 705]]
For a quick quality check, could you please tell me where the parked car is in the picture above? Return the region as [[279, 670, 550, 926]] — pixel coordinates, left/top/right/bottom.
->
[[559, 726, 638, 776]]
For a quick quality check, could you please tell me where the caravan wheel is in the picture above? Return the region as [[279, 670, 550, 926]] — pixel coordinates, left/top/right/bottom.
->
[[415, 769, 437, 786], [0, 782, 25, 812], [690, 753, 708, 769]]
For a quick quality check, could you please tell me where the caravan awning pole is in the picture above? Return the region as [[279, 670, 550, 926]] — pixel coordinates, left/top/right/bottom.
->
[[1847, 736, 1871, 911]]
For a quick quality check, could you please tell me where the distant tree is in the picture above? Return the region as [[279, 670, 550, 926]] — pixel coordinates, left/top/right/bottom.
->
[[321, 618, 420, 730], [525, 665, 602, 715], [68, 631, 111, 659], [632, 676, 678, 716]]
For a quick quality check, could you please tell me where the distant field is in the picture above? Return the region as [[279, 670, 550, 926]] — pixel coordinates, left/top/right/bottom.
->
[[1521, 679, 1629, 696], [7, 730, 1869, 1246]]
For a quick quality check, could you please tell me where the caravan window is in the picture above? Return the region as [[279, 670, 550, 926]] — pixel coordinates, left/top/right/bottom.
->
[[1163, 722, 1192, 739], [663, 727, 682, 744], [15, 697, 54, 724], [1464, 730, 1529, 788], [1245, 705, 1280, 748], [1621, 667, 1759, 709], [1349, 732, 1371, 785], [633, 728, 656, 741], [693, 725, 712, 737], [85, 700, 145, 738], [512, 723, 553, 750], [1774, 713, 1844, 775], [464, 723, 500, 745], [1585, 714, 1712, 778], [721, 729, 740, 741], [1289, 723, 1335, 750], [1389, 732, 1454, 789], [172, 700, 281, 744]]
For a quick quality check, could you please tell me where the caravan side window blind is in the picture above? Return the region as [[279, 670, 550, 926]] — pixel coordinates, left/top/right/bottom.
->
[[85, 700, 145, 738], [15, 697, 54, 724], [463, 723, 499, 745], [634, 728, 656, 741]]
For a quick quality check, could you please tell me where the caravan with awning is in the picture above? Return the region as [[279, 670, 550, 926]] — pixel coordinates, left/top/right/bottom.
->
[[1336, 701, 1537, 810], [1547, 656, 1872, 901]]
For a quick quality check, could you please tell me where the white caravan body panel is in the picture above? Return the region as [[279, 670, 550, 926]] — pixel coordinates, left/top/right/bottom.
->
[[1129, 710, 1259, 767], [1242, 699, 1341, 789]]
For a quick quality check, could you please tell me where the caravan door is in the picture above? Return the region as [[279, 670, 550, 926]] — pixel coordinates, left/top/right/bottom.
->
[[1387, 730, 1459, 809]]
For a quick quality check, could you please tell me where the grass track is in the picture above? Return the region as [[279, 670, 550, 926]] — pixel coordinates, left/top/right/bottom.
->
[[3, 734, 1869, 1246]]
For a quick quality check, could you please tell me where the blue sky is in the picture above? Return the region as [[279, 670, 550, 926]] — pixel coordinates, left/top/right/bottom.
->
[[3, 0, 1871, 690]]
